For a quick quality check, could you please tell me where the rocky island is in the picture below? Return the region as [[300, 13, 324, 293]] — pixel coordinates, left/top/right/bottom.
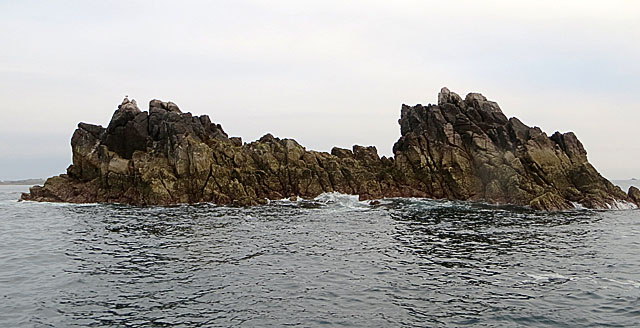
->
[[21, 88, 639, 210]]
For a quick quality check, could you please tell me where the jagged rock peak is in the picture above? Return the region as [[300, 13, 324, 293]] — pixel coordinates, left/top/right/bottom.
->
[[149, 99, 181, 113], [437, 87, 462, 106], [464, 92, 487, 105], [118, 97, 140, 113], [436, 88, 503, 115]]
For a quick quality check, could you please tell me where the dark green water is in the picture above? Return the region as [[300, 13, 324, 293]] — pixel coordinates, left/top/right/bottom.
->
[[1, 185, 639, 327]]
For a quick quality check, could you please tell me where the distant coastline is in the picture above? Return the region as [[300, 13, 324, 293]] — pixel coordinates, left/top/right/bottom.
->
[[612, 179, 640, 193], [0, 178, 45, 186]]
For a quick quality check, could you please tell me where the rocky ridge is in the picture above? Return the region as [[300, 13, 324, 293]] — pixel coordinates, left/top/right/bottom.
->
[[21, 89, 639, 210]]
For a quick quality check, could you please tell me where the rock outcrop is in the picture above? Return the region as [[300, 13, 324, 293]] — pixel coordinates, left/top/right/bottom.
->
[[21, 89, 637, 210], [629, 186, 640, 206]]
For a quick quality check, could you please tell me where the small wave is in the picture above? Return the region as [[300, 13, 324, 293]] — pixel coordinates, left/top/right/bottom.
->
[[570, 202, 586, 210], [609, 200, 637, 210], [385, 197, 476, 211], [569, 200, 636, 211], [524, 272, 573, 283], [266, 192, 373, 210], [313, 192, 359, 203], [601, 278, 640, 288], [12, 200, 73, 207], [274, 196, 303, 203], [313, 192, 369, 209], [15, 200, 101, 208], [0, 199, 23, 205]]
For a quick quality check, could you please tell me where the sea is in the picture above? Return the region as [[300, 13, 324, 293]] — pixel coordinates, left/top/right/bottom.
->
[[1, 182, 639, 327]]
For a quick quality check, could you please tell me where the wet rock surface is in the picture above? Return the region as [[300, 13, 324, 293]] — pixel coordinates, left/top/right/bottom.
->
[[21, 89, 636, 210]]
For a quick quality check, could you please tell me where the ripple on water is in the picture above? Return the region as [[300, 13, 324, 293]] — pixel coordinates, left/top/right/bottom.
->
[[1, 187, 640, 327]]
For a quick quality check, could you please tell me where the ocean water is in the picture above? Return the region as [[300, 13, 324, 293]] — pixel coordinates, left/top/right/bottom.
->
[[1, 185, 639, 327]]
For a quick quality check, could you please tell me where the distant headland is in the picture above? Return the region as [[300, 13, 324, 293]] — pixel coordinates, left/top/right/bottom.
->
[[1, 178, 45, 186], [20, 88, 640, 210]]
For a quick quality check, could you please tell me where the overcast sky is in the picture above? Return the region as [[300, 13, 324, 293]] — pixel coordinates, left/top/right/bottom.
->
[[1, 0, 639, 180]]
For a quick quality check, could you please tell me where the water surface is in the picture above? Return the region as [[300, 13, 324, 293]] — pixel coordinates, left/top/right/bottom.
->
[[1, 185, 639, 327]]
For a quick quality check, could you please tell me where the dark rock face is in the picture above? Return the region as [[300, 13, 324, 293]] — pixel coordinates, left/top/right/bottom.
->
[[21, 89, 636, 210], [629, 186, 640, 206], [391, 88, 632, 210]]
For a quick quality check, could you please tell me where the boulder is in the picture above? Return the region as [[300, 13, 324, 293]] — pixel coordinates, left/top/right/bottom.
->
[[438, 87, 463, 106], [150, 99, 182, 113]]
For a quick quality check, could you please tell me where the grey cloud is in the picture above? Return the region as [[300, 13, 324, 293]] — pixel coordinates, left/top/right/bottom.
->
[[1, 0, 638, 179]]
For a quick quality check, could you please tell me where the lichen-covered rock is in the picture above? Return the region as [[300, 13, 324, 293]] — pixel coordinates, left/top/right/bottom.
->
[[21, 89, 635, 211]]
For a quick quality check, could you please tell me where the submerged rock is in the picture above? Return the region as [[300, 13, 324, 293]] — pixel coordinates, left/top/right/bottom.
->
[[21, 89, 635, 211]]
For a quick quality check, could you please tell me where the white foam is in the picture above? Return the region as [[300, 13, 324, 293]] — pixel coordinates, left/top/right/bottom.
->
[[266, 192, 372, 209], [313, 192, 367, 209], [570, 201, 586, 210], [524, 272, 572, 283], [11, 200, 74, 207], [610, 200, 637, 210], [601, 278, 640, 288], [276, 196, 302, 203], [571, 200, 637, 211]]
